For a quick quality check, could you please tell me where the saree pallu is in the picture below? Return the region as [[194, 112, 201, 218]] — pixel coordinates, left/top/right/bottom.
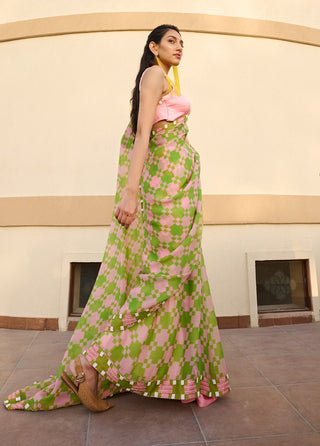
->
[[4, 114, 230, 411]]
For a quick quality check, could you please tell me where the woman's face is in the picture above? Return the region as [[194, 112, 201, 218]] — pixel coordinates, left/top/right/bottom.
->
[[153, 29, 184, 68]]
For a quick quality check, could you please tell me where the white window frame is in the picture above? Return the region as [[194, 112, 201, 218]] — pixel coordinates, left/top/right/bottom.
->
[[59, 252, 103, 331], [246, 250, 319, 327]]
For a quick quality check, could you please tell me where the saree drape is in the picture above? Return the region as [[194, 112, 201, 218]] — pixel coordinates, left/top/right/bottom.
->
[[4, 114, 230, 411]]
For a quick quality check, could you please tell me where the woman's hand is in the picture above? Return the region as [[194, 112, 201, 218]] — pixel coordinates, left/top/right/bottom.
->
[[114, 187, 138, 229]]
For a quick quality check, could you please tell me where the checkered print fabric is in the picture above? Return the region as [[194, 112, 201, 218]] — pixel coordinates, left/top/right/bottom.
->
[[4, 115, 230, 411]]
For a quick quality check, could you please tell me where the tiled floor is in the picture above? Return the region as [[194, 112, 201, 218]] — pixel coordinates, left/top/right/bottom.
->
[[1, 323, 320, 446]]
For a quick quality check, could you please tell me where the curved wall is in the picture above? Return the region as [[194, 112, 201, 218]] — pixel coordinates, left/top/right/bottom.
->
[[1, 1, 320, 28], [1, 13, 319, 199], [0, 4, 319, 327]]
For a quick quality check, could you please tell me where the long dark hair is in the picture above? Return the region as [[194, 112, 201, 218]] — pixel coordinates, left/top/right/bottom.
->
[[130, 24, 180, 135]]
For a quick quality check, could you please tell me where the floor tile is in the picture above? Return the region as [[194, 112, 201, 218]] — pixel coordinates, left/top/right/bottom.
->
[[280, 329, 320, 352], [1, 428, 86, 446], [227, 333, 306, 356], [0, 325, 320, 446], [16, 342, 67, 370], [251, 352, 320, 385], [88, 393, 204, 446], [32, 331, 72, 345], [1, 376, 88, 435], [278, 382, 320, 430], [0, 369, 12, 389], [193, 387, 312, 441], [1, 403, 88, 445], [151, 443, 206, 446], [1, 366, 57, 402], [0, 343, 28, 370], [225, 356, 269, 388], [279, 323, 320, 333], [206, 433, 320, 446], [221, 326, 285, 336], [0, 329, 36, 346], [220, 337, 244, 358]]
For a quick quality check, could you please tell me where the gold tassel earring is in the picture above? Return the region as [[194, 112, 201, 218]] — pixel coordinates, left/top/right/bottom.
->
[[156, 56, 181, 96], [172, 65, 181, 96]]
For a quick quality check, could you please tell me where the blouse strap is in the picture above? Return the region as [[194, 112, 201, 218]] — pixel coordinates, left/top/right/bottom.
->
[[139, 65, 178, 96]]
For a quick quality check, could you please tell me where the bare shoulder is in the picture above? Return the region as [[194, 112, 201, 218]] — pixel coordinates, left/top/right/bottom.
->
[[140, 65, 164, 89]]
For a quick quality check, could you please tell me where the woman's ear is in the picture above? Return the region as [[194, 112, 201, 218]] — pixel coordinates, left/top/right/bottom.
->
[[149, 41, 158, 56]]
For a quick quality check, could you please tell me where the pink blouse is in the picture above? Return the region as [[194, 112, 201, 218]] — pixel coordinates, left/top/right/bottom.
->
[[139, 67, 191, 124]]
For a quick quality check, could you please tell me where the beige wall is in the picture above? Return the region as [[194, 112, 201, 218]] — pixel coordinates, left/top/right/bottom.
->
[[1, 0, 320, 28], [1, 30, 320, 197], [1, 224, 319, 321], [203, 225, 320, 318], [0, 226, 108, 317], [1, 3, 319, 326]]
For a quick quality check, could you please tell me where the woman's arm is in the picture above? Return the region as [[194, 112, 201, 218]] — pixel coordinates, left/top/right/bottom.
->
[[115, 66, 164, 229]]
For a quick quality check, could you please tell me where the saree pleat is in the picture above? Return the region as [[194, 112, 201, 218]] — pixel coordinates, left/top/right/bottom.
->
[[4, 114, 230, 411]]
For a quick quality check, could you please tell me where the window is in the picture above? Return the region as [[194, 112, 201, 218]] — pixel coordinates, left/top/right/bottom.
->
[[255, 259, 311, 312], [69, 262, 101, 315]]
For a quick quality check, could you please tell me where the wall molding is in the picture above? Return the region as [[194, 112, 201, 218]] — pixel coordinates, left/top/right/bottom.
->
[[0, 313, 314, 331], [0, 314, 250, 331], [1, 194, 320, 226], [1, 12, 320, 47], [0, 316, 58, 330]]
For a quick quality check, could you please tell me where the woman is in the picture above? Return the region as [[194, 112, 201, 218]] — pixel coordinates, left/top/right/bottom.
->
[[4, 24, 230, 412]]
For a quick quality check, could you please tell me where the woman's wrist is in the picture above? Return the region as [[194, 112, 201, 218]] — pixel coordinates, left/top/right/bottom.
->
[[124, 185, 139, 197]]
